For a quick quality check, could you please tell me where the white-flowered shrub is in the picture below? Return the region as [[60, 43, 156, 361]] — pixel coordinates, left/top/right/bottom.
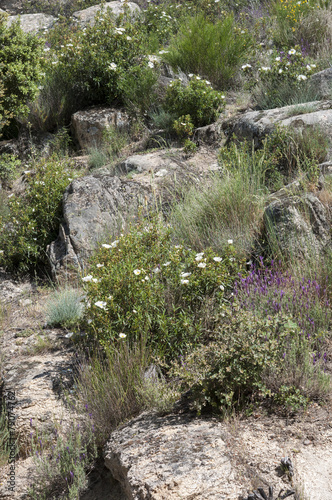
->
[[81, 218, 243, 359]]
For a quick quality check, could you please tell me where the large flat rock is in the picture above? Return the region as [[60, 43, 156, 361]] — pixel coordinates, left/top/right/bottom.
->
[[73, 1, 140, 27]]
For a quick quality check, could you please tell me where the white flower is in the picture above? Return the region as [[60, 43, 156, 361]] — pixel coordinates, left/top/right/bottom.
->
[[197, 262, 206, 268], [144, 276, 150, 281], [311, 64, 316, 68], [82, 275, 93, 282], [174, 245, 182, 249], [44, 47, 50, 52], [288, 49, 296, 55], [109, 62, 117, 70], [241, 64, 252, 70], [96, 263, 104, 268], [220, 285, 225, 291], [163, 261, 171, 266], [148, 61, 154, 68], [188, 73, 194, 78], [221, 95, 225, 99], [195, 252, 204, 261], [205, 80, 211, 85], [275, 57, 281, 62], [133, 269, 141, 275], [126, 36, 132, 41], [92, 278, 100, 283], [213, 257, 222, 262], [102, 244, 112, 249], [159, 50, 169, 54], [51, 61, 58, 65], [95, 301, 107, 309], [133, 309, 137, 313], [119, 333, 126, 338], [196, 76, 201, 80], [108, 295, 113, 300], [180, 272, 191, 278], [181, 279, 189, 284], [228, 239, 233, 244], [297, 74, 307, 81], [279, 69, 283, 74], [111, 240, 119, 248], [153, 267, 161, 273], [66, 43, 73, 47], [259, 66, 271, 71]]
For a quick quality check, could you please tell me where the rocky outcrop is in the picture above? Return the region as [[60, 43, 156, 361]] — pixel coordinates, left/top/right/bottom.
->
[[71, 107, 131, 151], [224, 100, 332, 157], [73, 1, 140, 27], [47, 148, 219, 279], [310, 68, 332, 100], [104, 412, 243, 500], [263, 190, 331, 259], [7, 13, 56, 32]]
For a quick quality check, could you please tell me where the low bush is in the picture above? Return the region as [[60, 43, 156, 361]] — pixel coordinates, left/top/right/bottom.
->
[[46, 288, 85, 328], [164, 13, 253, 89], [271, 0, 315, 48], [164, 76, 225, 127], [170, 308, 330, 415], [0, 155, 75, 275], [81, 218, 242, 358]]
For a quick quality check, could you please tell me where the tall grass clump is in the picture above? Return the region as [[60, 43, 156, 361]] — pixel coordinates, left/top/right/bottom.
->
[[163, 13, 253, 89], [72, 340, 152, 446], [46, 288, 84, 328], [170, 143, 268, 255]]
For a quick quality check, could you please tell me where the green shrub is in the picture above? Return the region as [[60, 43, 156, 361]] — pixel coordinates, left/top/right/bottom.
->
[[81, 218, 242, 358], [0, 154, 21, 187], [163, 13, 253, 89], [0, 156, 75, 275], [170, 309, 329, 414], [0, 15, 44, 137], [46, 288, 84, 328], [164, 77, 225, 127]]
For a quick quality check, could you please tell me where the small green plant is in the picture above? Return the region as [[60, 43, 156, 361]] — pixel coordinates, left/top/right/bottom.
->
[[183, 139, 198, 156], [164, 13, 253, 89], [46, 288, 84, 329], [164, 76, 225, 127], [81, 217, 242, 358], [173, 114, 195, 139], [28, 334, 56, 354], [274, 385, 309, 413]]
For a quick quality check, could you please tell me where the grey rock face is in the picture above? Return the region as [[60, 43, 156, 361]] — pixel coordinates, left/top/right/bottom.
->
[[73, 1, 140, 27], [224, 100, 332, 158], [310, 68, 332, 100], [47, 148, 219, 279], [104, 412, 242, 500], [71, 107, 131, 151], [47, 174, 152, 278], [7, 13, 56, 33], [264, 190, 331, 259]]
